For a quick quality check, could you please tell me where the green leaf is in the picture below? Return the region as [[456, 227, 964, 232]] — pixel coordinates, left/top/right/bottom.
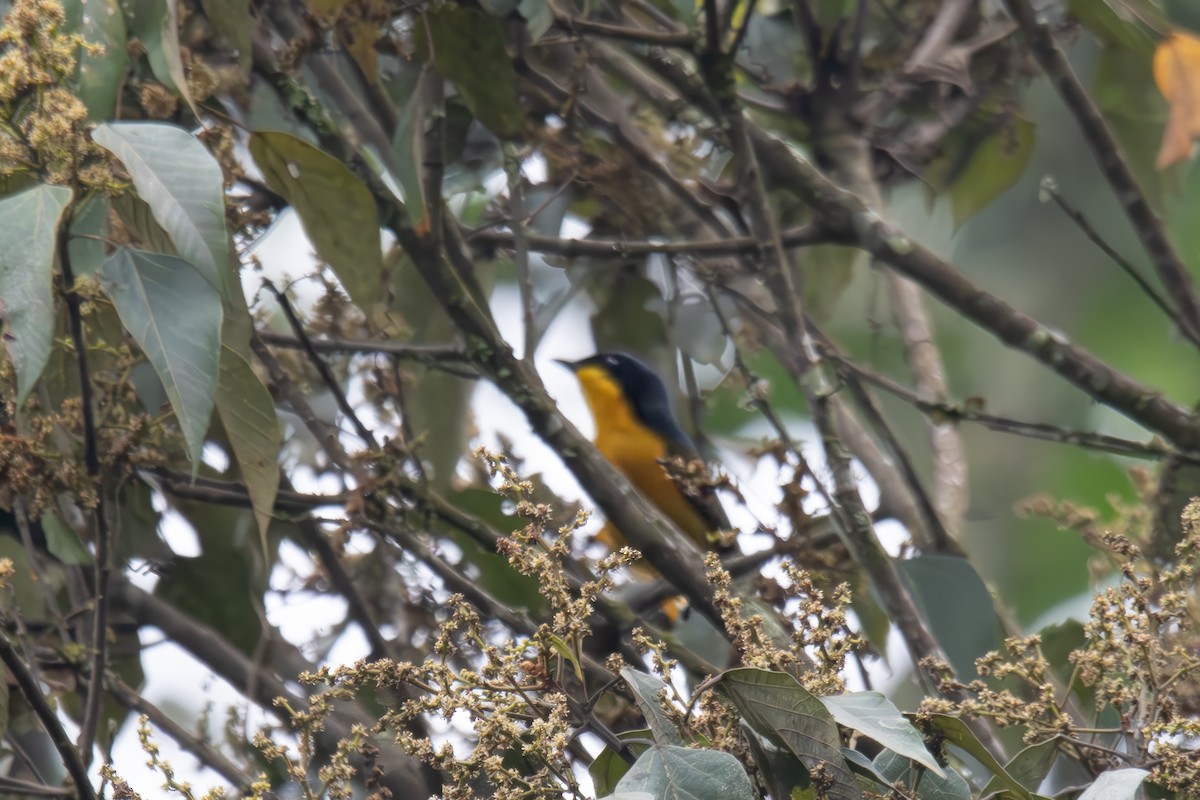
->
[[949, 117, 1036, 226], [199, 0, 251, 73], [41, 512, 92, 565], [983, 739, 1058, 795], [620, 667, 684, 746], [66, 0, 130, 119], [1068, 0, 1157, 55], [424, 5, 524, 138], [743, 725, 815, 799], [589, 729, 651, 796], [1077, 768, 1149, 800], [544, 633, 582, 682], [715, 668, 863, 800], [841, 747, 890, 789], [157, 503, 263, 655], [518, 0, 554, 41], [0, 183, 73, 402], [613, 745, 754, 800], [215, 345, 281, 545], [819, 693, 944, 776], [99, 248, 222, 465], [248, 131, 384, 310], [391, 66, 435, 234], [66, 194, 110, 277], [800, 244, 858, 323], [118, 0, 195, 113], [873, 750, 970, 800], [92, 123, 229, 294], [897, 555, 1004, 679], [921, 714, 1030, 800]]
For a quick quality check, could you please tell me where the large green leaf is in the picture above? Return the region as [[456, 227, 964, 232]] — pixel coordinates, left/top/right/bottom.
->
[[589, 729, 651, 797], [873, 750, 970, 800], [897, 555, 1004, 679], [620, 668, 684, 746], [819, 693, 943, 776], [216, 345, 281, 544], [0, 184, 73, 402], [199, 0, 252, 73], [744, 725, 816, 798], [41, 511, 91, 565], [99, 248, 222, 465], [118, 0, 195, 113], [949, 117, 1036, 226], [613, 745, 754, 800], [157, 501, 264, 655], [92, 123, 229, 294], [1076, 768, 1149, 800], [983, 739, 1059, 796], [391, 66, 434, 233], [424, 5, 524, 138], [65, 194, 110, 277], [921, 714, 1031, 800], [248, 131, 384, 310], [66, 0, 130, 119], [715, 668, 863, 800]]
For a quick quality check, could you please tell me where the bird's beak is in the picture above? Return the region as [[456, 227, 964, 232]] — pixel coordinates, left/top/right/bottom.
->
[[553, 358, 578, 372]]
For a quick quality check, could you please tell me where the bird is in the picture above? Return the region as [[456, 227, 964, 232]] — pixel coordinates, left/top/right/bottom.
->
[[555, 352, 735, 553]]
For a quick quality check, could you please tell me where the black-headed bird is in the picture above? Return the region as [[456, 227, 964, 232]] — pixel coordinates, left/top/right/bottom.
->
[[556, 352, 735, 554]]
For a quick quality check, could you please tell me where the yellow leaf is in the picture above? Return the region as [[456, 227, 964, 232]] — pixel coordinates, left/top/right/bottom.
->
[[1153, 32, 1200, 169]]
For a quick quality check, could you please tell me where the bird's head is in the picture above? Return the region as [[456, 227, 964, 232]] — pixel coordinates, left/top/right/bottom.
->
[[555, 353, 684, 442]]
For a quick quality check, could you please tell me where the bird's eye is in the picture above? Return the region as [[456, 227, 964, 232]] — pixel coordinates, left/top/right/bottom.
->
[[605, 356, 618, 367]]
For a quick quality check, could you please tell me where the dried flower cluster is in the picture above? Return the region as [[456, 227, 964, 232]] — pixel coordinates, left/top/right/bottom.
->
[[706, 551, 859, 695], [921, 498, 1200, 797], [0, 0, 112, 187]]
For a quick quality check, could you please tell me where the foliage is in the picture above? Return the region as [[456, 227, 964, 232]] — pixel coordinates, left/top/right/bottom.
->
[[2, 0, 1200, 798]]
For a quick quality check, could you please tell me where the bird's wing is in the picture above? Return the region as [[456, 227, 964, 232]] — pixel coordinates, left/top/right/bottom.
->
[[663, 436, 736, 550]]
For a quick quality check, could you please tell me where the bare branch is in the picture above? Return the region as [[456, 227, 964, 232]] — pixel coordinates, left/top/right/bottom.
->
[[749, 130, 1200, 451], [0, 632, 96, 799], [1003, 0, 1200, 345], [107, 676, 255, 792], [56, 206, 109, 767]]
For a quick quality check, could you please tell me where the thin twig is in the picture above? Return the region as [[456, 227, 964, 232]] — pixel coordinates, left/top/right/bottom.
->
[[107, 675, 255, 792], [1043, 183, 1187, 337], [829, 354, 1200, 465], [262, 280, 377, 448], [469, 224, 833, 257], [504, 143, 538, 360], [111, 576, 433, 796], [58, 208, 109, 768], [561, 16, 692, 46], [1003, 0, 1200, 346], [256, 331, 472, 369], [0, 776, 75, 797], [0, 632, 96, 799], [747, 129, 1200, 451]]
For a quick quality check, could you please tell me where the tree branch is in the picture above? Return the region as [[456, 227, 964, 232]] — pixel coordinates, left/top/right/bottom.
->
[[0, 632, 96, 799], [1002, 0, 1200, 346], [56, 208, 109, 768], [110, 577, 434, 796], [106, 676, 254, 792], [468, 224, 833, 258], [749, 129, 1200, 450]]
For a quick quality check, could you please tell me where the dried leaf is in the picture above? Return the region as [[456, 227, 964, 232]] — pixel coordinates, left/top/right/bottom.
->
[[1153, 32, 1200, 168]]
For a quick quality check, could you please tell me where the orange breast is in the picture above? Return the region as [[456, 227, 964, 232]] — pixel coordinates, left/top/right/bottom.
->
[[596, 426, 710, 545]]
